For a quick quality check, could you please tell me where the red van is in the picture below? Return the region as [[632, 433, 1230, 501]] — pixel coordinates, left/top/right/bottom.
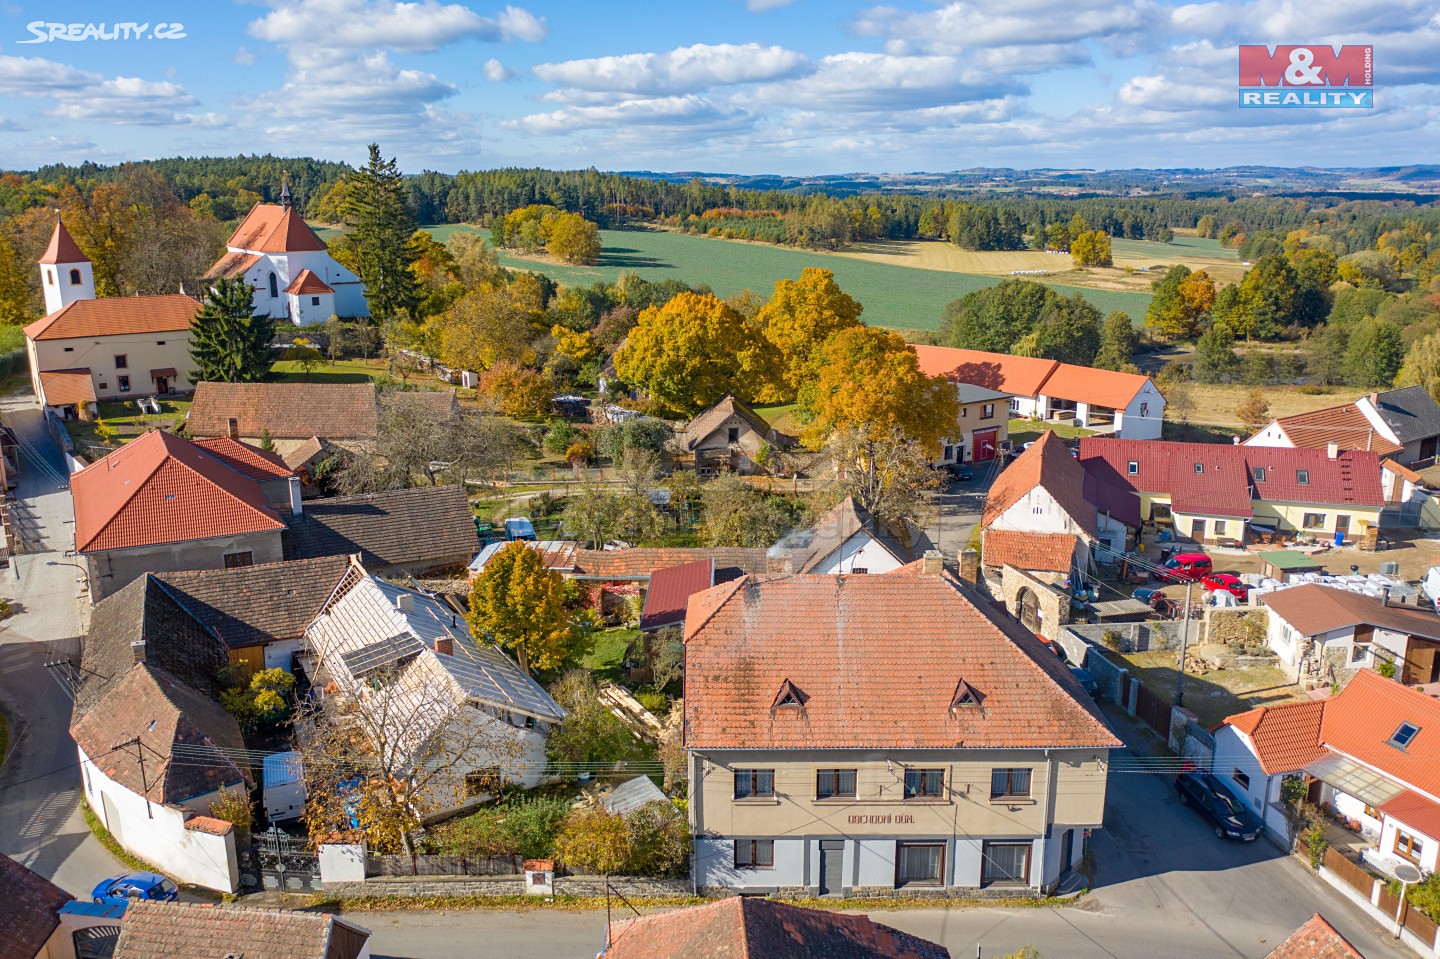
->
[[1155, 552, 1213, 583]]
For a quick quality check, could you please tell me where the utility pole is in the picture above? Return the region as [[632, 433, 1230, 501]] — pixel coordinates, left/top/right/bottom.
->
[[1175, 579, 1194, 707], [112, 737, 153, 819]]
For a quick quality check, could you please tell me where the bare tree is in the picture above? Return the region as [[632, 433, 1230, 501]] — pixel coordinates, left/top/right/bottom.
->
[[822, 425, 939, 529]]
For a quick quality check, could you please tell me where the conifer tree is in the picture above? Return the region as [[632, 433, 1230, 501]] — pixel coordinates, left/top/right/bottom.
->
[[189, 279, 275, 383], [342, 144, 421, 320]]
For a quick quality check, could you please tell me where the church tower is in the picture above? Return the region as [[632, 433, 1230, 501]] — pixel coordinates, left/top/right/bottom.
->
[[38, 214, 94, 315]]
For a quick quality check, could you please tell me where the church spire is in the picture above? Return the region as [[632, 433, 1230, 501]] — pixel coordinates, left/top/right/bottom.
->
[[280, 171, 292, 211]]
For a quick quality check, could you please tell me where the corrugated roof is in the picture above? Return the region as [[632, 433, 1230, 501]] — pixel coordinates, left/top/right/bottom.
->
[[983, 431, 1098, 535], [24, 293, 198, 341], [639, 559, 714, 631], [1260, 584, 1440, 642], [982, 530, 1078, 573], [601, 775, 672, 816], [1220, 700, 1326, 775]]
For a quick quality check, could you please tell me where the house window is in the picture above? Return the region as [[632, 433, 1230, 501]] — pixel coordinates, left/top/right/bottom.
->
[[114, 355, 127, 369], [311, 296, 321, 306], [1214, 521, 1227, 537], [1009, 398, 1021, 413], [269, 273, 279, 298], [1194, 463, 1204, 474], [46, 269, 54, 286], [1127, 460, 1138, 475], [1395, 829, 1425, 865], [1302, 513, 1326, 530], [982, 403, 995, 419], [223, 551, 254, 569], [1363, 804, 1380, 820], [116, 375, 130, 393], [734, 769, 775, 799], [1388, 722, 1420, 749], [816, 769, 857, 800], [1254, 467, 1267, 482], [990, 768, 1032, 800], [1232, 768, 1251, 790], [63, 347, 74, 352], [896, 842, 945, 887], [727, 427, 740, 443], [943, 445, 955, 462], [1296, 469, 1310, 485], [156, 340, 166, 345], [69, 268, 81, 285], [981, 841, 1031, 886], [962, 407, 968, 418], [734, 839, 774, 869], [903, 768, 944, 800], [1140, 402, 1149, 417], [1350, 645, 1368, 664]]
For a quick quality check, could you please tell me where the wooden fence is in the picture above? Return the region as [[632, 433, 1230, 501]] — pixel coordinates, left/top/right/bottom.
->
[[1322, 847, 1375, 898], [366, 854, 524, 877], [1378, 883, 1440, 943], [1133, 680, 1172, 741]]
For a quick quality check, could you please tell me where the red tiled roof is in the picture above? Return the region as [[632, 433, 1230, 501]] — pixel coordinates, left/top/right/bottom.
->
[[24, 293, 199, 341], [1320, 669, 1440, 798], [1378, 790, 1440, 842], [1264, 914, 1365, 959], [1383, 459, 1424, 484], [184, 815, 234, 835], [639, 559, 714, 631], [1260, 584, 1440, 642], [574, 547, 772, 580], [223, 203, 327, 254], [191, 436, 294, 481], [982, 529, 1078, 573], [604, 894, 951, 959], [912, 345, 1058, 396], [72, 429, 285, 553], [683, 573, 1120, 751], [983, 430, 1098, 535], [1034, 362, 1152, 409], [38, 218, 87, 264], [202, 251, 261, 282], [284, 268, 334, 295], [1266, 404, 1402, 455], [187, 382, 379, 439], [38, 368, 96, 406], [1220, 700, 1326, 775], [0, 851, 71, 959]]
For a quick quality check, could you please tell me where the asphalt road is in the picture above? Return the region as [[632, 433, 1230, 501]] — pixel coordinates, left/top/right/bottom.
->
[[0, 391, 121, 897]]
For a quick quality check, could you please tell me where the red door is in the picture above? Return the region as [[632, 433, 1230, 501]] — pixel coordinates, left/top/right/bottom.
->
[[974, 428, 998, 461]]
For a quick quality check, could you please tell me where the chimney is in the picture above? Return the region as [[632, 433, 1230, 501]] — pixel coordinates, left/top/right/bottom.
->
[[287, 475, 303, 516], [1327, 441, 1339, 460], [226, 417, 239, 440], [1369, 392, 1379, 406], [434, 636, 454, 656], [394, 593, 415, 613], [130, 639, 146, 664], [922, 549, 945, 575], [959, 547, 980, 585]]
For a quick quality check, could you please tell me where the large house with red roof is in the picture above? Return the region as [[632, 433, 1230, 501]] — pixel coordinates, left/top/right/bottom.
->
[[1214, 670, 1440, 876], [1078, 437, 1383, 548], [202, 187, 367, 323], [25, 218, 201, 416], [913, 344, 1165, 440], [683, 564, 1119, 896]]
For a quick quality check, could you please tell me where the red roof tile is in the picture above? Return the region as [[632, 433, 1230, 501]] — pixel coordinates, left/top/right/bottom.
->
[[1320, 669, 1440, 798], [202, 251, 261, 282], [38, 368, 96, 406], [605, 895, 951, 959], [183, 815, 234, 835], [983, 430, 1097, 535], [683, 573, 1119, 750], [1266, 404, 1402, 456], [71, 429, 285, 553], [912, 345, 1058, 396], [1378, 790, 1440, 842], [0, 851, 71, 959], [38, 218, 87, 264], [982, 529, 1079, 573], [1220, 700, 1326, 774], [1033, 362, 1152, 409], [190, 436, 294, 481], [283, 268, 334, 295], [187, 382, 379, 440], [24, 293, 198, 341], [639, 559, 714, 631], [223, 203, 327, 254], [1260, 584, 1440, 642], [1264, 914, 1365, 959]]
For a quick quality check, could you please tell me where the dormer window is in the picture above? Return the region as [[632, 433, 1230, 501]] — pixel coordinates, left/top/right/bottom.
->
[[1388, 722, 1420, 750], [771, 679, 807, 711], [1194, 464, 1204, 475], [1254, 467, 1267, 482], [1127, 461, 1138, 476], [951, 679, 982, 711], [1296, 469, 1310, 485]]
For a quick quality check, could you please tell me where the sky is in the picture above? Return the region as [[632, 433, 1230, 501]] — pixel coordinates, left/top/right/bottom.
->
[[0, 0, 1437, 175]]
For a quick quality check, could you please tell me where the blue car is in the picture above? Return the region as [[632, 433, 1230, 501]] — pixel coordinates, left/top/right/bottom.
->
[[1068, 666, 1098, 697], [91, 872, 179, 906]]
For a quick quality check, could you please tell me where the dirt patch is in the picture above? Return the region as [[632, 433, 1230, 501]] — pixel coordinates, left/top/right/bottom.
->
[[1113, 650, 1305, 729]]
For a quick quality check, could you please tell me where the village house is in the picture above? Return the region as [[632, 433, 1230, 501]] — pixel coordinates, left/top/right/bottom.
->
[[202, 186, 368, 323], [1214, 670, 1440, 878], [2, 851, 78, 959], [1259, 583, 1440, 687], [25, 218, 200, 418], [982, 431, 1101, 567], [942, 383, 1011, 466], [302, 558, 564, 819], [913, 345, 1164, 440], [683, 563, 1120, 896], [114, 900, 372, 959], [283, 485, 478, 576], [1078, 438, 1383, 548], [679, 394, 790, 475]]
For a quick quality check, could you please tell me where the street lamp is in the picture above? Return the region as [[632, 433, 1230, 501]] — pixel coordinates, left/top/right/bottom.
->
[[1393, 861, 1422, 940]]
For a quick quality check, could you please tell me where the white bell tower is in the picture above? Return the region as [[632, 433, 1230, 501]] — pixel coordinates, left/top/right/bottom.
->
[[38, 213, 95, 315]]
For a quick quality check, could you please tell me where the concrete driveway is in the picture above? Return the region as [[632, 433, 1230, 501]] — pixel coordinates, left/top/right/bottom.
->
[[0, 391, 121, 896]]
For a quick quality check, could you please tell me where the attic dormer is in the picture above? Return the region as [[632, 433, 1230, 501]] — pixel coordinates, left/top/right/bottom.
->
[[771, 679, 808, 711], [950, 678, 983, 713]]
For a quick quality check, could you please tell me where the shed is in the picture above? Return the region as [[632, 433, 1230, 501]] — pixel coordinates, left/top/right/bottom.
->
[[1087, 598, 1154, 623], [262, 751, 306, 823], [1260, 550, 1326, 583], [601, 775, 674, 817], [638, 559, 715, 631]]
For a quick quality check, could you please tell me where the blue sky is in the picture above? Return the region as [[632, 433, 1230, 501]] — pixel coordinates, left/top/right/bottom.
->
[[1, 0, 1436, 174]]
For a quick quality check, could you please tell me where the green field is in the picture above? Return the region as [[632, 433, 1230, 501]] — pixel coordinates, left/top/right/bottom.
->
[[314, 223, 1153, 332], [1111, 235, 1238, 260]]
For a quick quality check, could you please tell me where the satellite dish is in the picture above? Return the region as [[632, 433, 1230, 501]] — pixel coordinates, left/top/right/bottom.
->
[[1394, 862, 1422, 883]]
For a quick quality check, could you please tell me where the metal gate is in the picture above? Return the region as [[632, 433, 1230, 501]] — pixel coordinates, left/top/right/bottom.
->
[[247, 826, 321, 892]]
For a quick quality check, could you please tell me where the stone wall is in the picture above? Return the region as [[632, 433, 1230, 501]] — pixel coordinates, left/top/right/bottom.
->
[[997, 566, 1070, 635], [1063, 621, 1197, 654], [322, 875, 693, 899]]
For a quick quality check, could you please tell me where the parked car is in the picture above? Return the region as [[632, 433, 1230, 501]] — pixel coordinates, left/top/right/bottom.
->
[[1202, 573, 1249, 599], [1069, 666, 1098, 697], [1154, 552, 1213, 583], [939, 463, 973, 481], [1175, 772, 1262, 841], [92, 872, 179, 906]]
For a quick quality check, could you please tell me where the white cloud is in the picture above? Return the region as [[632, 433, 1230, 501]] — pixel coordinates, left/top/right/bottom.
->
[[534, 43, 811, 97], [250, 0, 546, 52], [513, 95, 752, 137], [234, 46, 259, 66], [484, 58, 517, 82], [496, 5, 548, 43], [746, 0, 796, 10], [0, 55, 220, 126], [747, 53, 1022, 110]]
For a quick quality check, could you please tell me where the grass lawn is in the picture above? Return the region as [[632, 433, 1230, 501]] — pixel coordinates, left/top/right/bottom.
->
[[582, 627, 638, 683], [68, 396, 192, 450], [270, 356, 394, 384], [1006, 420, 1097, 444], [1181, 383, 1365, 429], [753, 402, 801, 434], [1108, 650, 1305, 729]]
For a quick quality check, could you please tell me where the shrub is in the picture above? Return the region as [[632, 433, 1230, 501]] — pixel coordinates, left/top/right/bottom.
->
[[1102, 630, 1122, 652], [497, 794, 571, 860], [635, 690, 668, 715], [208, 786, 254, 836], [546, 671, 638, 767], [544, 420, 581, 456], [1376, 658, 1397, 679], [1306, 824, 1329, 871]]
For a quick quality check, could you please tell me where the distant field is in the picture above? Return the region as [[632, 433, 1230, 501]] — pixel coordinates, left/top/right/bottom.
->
[[1184, 383, 1364, 428]]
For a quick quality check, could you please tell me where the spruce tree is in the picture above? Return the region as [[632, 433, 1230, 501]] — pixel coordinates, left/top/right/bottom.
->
[[342, 143, 421, 320], [189, 279, 276, 383]]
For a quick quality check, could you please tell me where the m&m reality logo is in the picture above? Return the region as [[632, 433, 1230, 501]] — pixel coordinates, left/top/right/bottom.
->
[[1238, 45, 1373, 109]]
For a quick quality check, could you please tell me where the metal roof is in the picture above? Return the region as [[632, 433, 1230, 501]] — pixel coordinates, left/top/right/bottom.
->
[[601, 775, 672, 816], [339, 633, 426, 680]]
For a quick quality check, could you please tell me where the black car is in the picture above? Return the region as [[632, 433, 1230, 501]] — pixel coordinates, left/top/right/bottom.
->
[[939, 463, 973, 481], [1176, 771, 1262, 841]]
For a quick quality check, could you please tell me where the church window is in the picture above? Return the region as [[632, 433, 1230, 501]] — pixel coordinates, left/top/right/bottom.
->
[[68, 268, 81, 285], [269, 273, 279, 298], [311, 296, 321, 306], [46, 270, 55, 286]]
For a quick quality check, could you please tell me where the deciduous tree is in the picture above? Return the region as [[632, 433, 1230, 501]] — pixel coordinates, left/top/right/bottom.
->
[[822, 426, 939, 530], [189, 279, 275, 383], [1343, 318, 1404, 389], [479, 360, 553, 417], [1399, 331, 1440, 403], [1094, 311, 1138, 370], [546, 212, 601, 265], [467, 542, 591, 676], [699, 474, 800, 548], [757, 268, 863, 397], [1070, 230, 1112, 267], [1234, 388, 1271, 433]]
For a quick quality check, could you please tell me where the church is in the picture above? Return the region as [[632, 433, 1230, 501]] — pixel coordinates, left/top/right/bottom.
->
[[25, 217, 201, 420], [202, 184, 369, 324]]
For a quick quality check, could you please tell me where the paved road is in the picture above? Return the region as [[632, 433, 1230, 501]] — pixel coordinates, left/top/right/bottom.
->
[[927, 470, 992, 560], [0, 390, 120, 896]]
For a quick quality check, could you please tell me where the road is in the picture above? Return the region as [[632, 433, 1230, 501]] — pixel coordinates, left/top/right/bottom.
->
[[927, 469, 991, 561], [354, 711, 1411, 959], [0, 390, 121, 896]]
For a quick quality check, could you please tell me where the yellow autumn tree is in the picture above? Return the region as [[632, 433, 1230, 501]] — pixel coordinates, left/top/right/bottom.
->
[[433, 285, 541, 373], [467, 541, 591, 676], [1070, 230, 1113, 267], [550, 325, 598, 366], [757, 267, 864, 399], [613, 291, 781, 414], [546, 213, 601, 265], [796, 327, 960, 457]]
